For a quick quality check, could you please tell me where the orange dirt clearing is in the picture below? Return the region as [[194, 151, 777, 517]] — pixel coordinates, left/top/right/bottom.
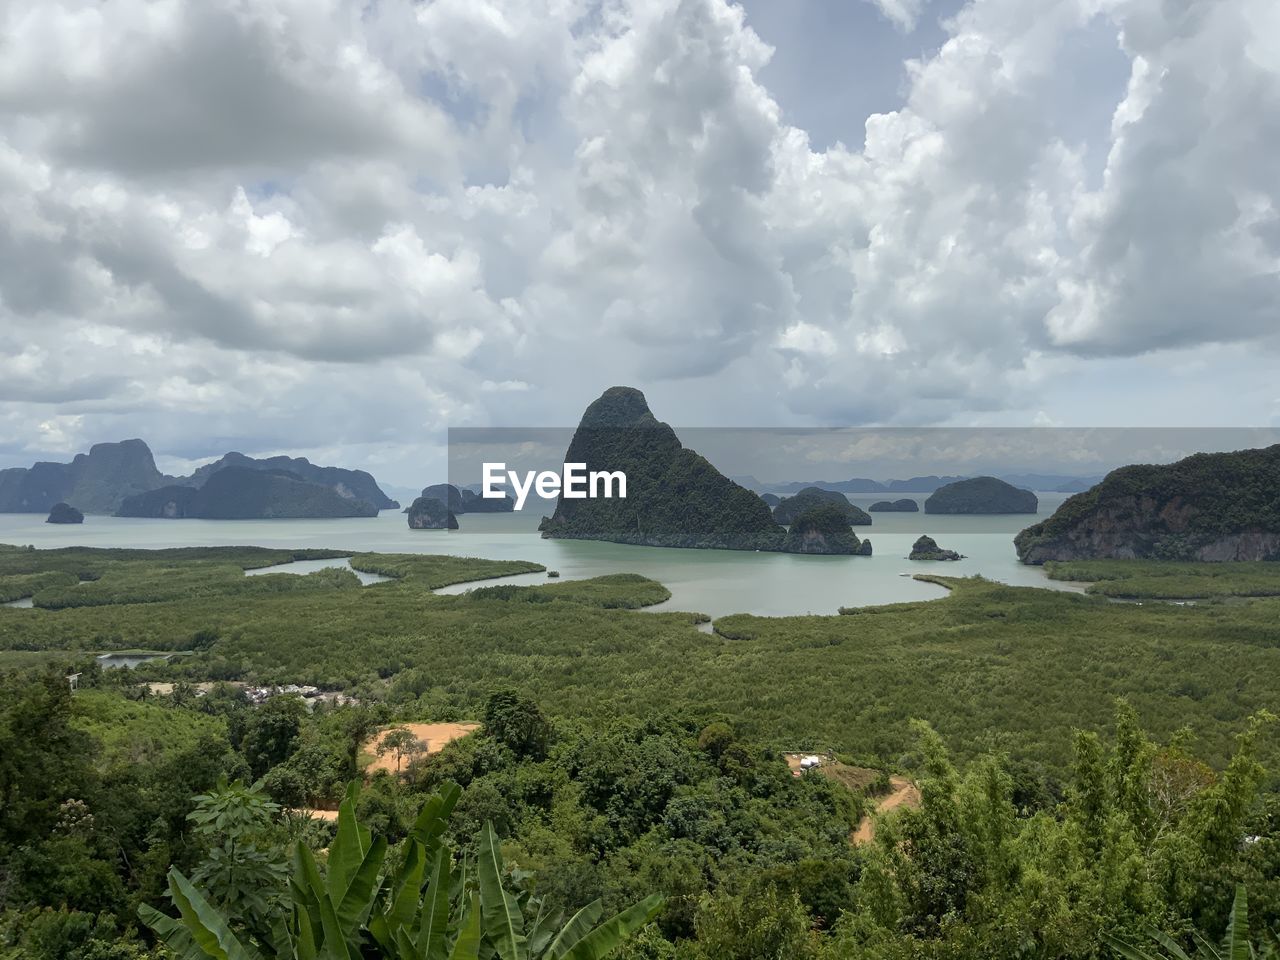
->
[[289, 807, 340, 821], [852, 776, 921, 845], [362, 722, 480, 775]]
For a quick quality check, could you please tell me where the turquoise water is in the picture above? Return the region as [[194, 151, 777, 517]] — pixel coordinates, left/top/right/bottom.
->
[[96, 652, 178, 669], [244, 557, 394, 585], [0, 495, 1079, 619]]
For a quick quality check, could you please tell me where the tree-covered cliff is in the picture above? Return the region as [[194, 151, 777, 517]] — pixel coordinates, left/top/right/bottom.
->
[[0, 439, 171, 514], [1016, 443, 1280, 562], [783, 504, 870, 555], [406, 495, 459, 529], [539, 387, 788, 551], [773, 487, 872, 525]]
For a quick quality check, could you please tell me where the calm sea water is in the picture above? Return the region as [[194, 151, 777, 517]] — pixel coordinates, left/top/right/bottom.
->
[[0, 494, 1079, 619]]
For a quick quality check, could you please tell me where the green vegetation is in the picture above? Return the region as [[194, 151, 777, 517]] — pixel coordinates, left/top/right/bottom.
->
[[0, 666, 1274, 959], [1045, 559, 1280, 598], [538, 387, 896, 554], [924, 476, 1038, 514], [142, 780, 663, 959], [907, 535, 962, 561], [1016, 443, 1280, 563], [0, 546, 539, 611], [407, 495, 460, 529], [1, 544, 1279, 958], [0, 545, 354, 609], [868, 498, 918, 512], [783, 504, 867, 555], [46, 502, 84, 524], [1105, 885, 1280, 959], [539, 387, 788, 551], [347, 553, 544, 588], [466, 573, 672, 609], [773, 488, 872, 526], [419, 483, 515, 514], [1, 548, 1276, 775], [37, 564, 364, 610], [0, 569, 78, 603], [0, 544, 351, 577], [69, 689, 228, 768]]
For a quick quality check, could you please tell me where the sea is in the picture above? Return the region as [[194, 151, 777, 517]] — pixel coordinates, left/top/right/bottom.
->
[[0, 493, 1084, 620]]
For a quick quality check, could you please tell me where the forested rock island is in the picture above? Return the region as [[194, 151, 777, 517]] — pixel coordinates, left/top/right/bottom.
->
[[45, 502, 84, 524], [784, 504, 872, 555], [772, 487, 872, 525], [538, 387, 870, 555], [1016, 443, 1280, 562], [925, 476, 1038, 514], [909, 535, 963, 561], [406, 495, 460, 529], [418, 483, 514, 514], [869, 498, 919, 512], [538, 387, 790, 551]]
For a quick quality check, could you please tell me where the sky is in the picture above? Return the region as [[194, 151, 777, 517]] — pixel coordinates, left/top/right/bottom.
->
[[447, 427, 1280, 487], [1, 0, 1278, 488]]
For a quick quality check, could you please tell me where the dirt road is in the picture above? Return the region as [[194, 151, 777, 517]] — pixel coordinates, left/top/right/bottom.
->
[[852, 775, 921, 845]]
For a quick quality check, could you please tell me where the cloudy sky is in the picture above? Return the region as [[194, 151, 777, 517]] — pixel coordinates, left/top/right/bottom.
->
[[1, 0, 1277, 487]]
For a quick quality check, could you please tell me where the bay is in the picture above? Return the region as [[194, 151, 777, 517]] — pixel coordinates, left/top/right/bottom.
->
[[0, 493, 1081, 620]]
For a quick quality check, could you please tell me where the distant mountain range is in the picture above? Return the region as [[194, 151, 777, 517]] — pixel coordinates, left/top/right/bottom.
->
[[735, 473, 1104, 495], [0, 440, 398, 519]]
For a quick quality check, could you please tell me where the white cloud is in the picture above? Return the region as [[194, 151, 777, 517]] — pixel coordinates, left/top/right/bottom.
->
[[0, 0, 1277, 484], [864, 0, 927, 32]]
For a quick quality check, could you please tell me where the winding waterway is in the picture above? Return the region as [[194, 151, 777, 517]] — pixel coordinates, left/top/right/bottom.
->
[[0, 493, 1082, 619]]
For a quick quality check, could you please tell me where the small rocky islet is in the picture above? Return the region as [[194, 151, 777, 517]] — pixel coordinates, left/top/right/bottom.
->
[[908, 535, 963, 561]]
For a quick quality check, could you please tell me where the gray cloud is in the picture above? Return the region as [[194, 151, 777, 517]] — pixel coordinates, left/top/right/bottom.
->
[[0, 2, 457, 177], [0, 0, 1277, 485]]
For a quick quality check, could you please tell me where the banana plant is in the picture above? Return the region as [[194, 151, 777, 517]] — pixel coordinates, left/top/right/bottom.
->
[[475, 822, 664, 960], [1104, 885, 1280, 960], [141, 781, 663, 960]]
